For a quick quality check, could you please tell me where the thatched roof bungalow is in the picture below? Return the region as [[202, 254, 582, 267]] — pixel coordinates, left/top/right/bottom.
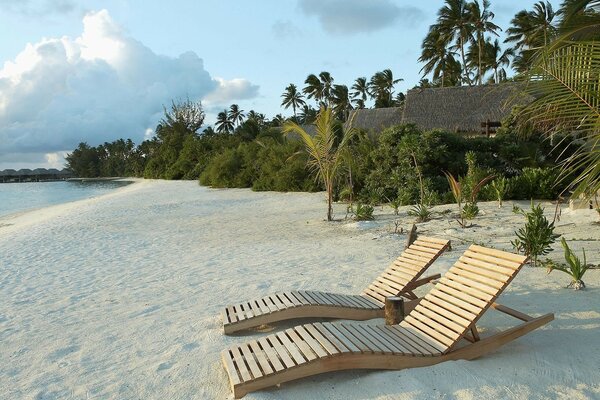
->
[[401, 83, 529, 134], [346, 83, 531, 136], [345, 106, 404, 133]]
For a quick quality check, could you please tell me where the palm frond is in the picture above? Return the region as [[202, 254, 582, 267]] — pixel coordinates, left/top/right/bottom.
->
[[519, 41, 600, 197]]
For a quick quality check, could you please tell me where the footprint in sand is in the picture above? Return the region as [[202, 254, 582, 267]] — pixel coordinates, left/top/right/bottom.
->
[[157, 362, 173, 372], [47, 345, 80, 362]]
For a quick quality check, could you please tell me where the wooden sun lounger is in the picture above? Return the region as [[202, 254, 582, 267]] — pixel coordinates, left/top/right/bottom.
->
[[222, 245, 554, 398], [222, 236, 451, 334]]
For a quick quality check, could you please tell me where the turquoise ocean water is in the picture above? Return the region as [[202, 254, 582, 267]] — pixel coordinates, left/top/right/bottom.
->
[[0, 180, 132, 217]]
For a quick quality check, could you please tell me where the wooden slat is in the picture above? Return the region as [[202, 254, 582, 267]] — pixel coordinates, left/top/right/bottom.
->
[[395, 325, 445, 354], [469, 244, 526, 263], [413, 304, 467, 333], [392, 260, 423, 272], [276, 293, 295, 308], [244, 302, 257, 318], [276, 331, 306, 365], [404, 248, 436, 260], [459, 255, 516, 276], [227, 306, 238, 323], [445, 272, 500, 296], [455, 260, 512, 282], [298, 291, 321, 305], [239, 343, 263, 379], [418, 236, 449, 245], [333, 324, 374, 353], [408, 311, 462, 341], [324, 293, 354, 308], [294, 325, 329, 358], [314, 323, 354, 353], [230, 346, 252, 382], [248, 340, 273, 375], [283, 291, 303, 307], [222, 350, 242, 385], [289, 291, 311, 305], [410, 244, 438, 254], [286, 328, 318, 361], [413, 239, 445, 250], [383, 267, 414, 282], [321, 323, 362, 353], [420, 298, 473, 327], [269, 335, 297, 368], [431, 285, 488, 311], [464, 250, 522, 270], [439, 277, 494, 302], [395, 256, 427, 268], [269, 294, 286, 310], [355, 325, 397, 353], [402, 317, 455, 348], [450, 267, 507, 289], [373, 326, 415, 354], [257, 337, 285, 372], [304, 323, 341, 355], [338, 324, 384, 353]]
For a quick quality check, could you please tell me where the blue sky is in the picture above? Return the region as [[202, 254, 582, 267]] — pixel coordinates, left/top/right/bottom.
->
[[0, 0, 548, 169]]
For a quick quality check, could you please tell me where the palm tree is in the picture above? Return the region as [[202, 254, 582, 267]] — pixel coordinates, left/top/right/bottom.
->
[[331, 84, 353, 121], [215, 110, 234, 133], [298, 104, 317, 124], [437, 0, 474, 85], [468, 0, 501, 84], [505, 2, 557, 73], [483, 39, 513, 83], [319, 71, 334, 107], [419, 28, 462, 87], [350, 77, 369, 109], [303, 72, 334, 108], [228, 104, 245, 127], [246, 110, 266, 126], [369, 69, 402, 107], [283, 108, 356, 221], [281, 84, 306, 118], [303, 74, 324, 107]]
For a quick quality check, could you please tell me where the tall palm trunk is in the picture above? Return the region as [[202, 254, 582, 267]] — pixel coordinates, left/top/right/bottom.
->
[[460, 36, 472, 85]]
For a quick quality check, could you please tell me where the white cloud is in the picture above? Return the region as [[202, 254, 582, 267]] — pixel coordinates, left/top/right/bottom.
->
[[298, 0, 424, 35], [0, 9, 259, 169], [203, 77, 260, 105]]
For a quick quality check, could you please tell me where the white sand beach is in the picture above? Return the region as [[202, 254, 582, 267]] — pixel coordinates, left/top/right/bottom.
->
[[1, 180, 599, 399]]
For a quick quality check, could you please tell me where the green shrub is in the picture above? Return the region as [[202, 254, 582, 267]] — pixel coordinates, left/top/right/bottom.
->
[[354, 203, 374, 221], [512, 203, 560, 267], [462, 202, 480, 220], [545, 238, 591, 290], [509, 167, 560, 200]]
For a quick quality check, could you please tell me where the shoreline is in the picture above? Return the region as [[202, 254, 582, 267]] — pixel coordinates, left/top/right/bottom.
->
[[1, 180, 599, 399]]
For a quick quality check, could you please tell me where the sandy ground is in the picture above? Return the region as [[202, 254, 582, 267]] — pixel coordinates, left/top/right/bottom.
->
[[1, 180, 599, 400]]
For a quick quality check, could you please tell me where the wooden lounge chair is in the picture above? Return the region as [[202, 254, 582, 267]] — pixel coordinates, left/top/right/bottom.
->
[[222, 237, 450, 334], [222, 245, 554, 398]]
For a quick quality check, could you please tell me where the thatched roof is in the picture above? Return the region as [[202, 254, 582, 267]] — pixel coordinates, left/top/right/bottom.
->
[[345, 107, 404, 132], [401, 83, 530, 133]]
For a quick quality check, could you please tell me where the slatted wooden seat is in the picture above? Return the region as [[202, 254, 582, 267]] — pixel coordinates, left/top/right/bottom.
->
[[222, 237, 450, 334], [222, 245, 554, 398]]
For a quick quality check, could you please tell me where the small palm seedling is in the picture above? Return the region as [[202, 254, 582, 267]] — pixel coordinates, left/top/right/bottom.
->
[[408, 203, 433, 223], [445, 171, 494, 228], [390, 197, 402, 215], [546, 238, 591, 290], [512, 202, 560, 267], [354, 203, 374, 221], [491, 177, 509, 207]]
